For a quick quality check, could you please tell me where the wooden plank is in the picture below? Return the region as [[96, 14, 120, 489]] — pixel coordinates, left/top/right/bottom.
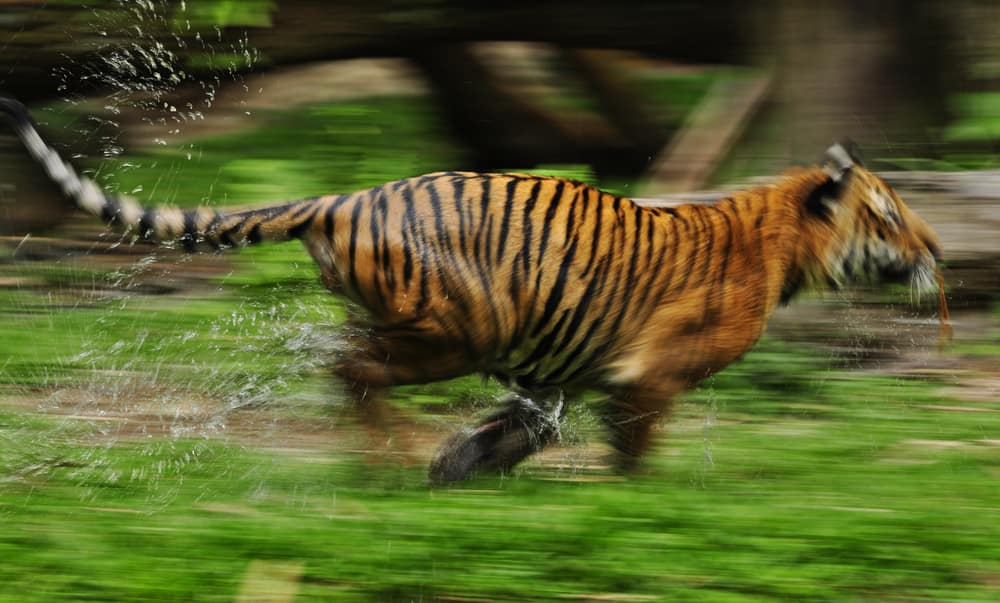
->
[[640, 74, 771, 195]]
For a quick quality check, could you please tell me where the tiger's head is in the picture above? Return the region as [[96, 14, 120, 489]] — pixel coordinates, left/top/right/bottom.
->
[[792, 142, 942, 297]]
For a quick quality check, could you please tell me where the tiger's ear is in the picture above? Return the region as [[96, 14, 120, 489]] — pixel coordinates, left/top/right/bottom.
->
[[821, 140, 862, 182], [806, 141, 861, 219]]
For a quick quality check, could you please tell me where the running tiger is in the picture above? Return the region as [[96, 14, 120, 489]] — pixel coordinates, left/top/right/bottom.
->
[[0, 97, 945, 483]]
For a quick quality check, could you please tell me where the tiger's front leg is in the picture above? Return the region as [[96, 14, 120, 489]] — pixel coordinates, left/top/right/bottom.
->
[[601, 379, 684, 473], [428, 392, 566, 484]]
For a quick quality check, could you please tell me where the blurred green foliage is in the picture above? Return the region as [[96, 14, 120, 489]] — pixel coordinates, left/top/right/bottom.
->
[[97, 97, 466, 207], [180, 0, 276, 28]]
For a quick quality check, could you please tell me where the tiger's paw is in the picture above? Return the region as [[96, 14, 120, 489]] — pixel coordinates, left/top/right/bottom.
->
[[427, 396, 563, 485]]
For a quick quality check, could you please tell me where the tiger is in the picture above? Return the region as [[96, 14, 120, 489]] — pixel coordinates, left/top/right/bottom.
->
[[0, 96, 944, 483]]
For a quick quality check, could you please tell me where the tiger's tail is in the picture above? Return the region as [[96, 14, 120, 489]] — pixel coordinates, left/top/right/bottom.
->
[[0, 96, 316, 250]]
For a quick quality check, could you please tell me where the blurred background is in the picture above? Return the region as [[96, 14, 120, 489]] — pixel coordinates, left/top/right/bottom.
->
[[1, 1, 998, 601]]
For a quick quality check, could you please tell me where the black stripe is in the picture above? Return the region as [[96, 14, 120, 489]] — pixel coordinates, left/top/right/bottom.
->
[[530, 235, 578, 338], [581, 189, 604, 277], [497, 179, 517, 263], [696, 206, 716, 286], [377, 190, 394, 293], [322, 194, 350, 242], [536, 180, 565, 264], [500, 248, 526, 362], [476, 177, 492, 249], [347, 198, 364, 299], [410, 186, 432, 313], [247, 223, 262, 245], [551, 301, 608, 382], [100, 195, 121, 224], [633, 212, 666, 314], [548, 224, 619, 380], [669, 209, 696, 293], [551, 254, 608, 359], [139, 208, 156, 239], [484, 214, 495, 270], [426, 179, 453, 262], [471, 178, 491, 291], [218, 228, 236, 248], [287, 201, 318, 239], [368, 191, 387, 308], [369, 193, 382, 270], [658, 211, 682, 291], [451, 177, 472, 250], [181, 211, 197, 252], [401, 187, 417, 288], [563, 186, 580, 248], [568, 221, 633, 379], [514, 309, 571, 373], [519, 181, 540, 276], [715, 204, 735, 287], [614, 203, 644, 319], [453, 177, 468, 259]]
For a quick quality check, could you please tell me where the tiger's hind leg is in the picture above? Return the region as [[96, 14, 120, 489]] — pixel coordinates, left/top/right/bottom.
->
[[428, 392, 566, 485], [333, 323, 476, 458]]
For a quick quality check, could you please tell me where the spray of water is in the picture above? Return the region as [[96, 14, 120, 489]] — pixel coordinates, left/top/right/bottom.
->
[[3, 1, 291, 502]]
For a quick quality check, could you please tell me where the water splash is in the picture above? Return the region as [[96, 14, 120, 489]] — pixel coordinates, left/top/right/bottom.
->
[[51, 0, 259, 174]]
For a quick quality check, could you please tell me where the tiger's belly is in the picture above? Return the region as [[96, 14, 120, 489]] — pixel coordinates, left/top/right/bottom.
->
[[487, 331, 618, 393]]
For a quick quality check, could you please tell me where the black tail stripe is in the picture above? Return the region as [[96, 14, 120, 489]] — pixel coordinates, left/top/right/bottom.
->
[[139, 208, 156, 239], [247, 223, 263, 245], [181, 211, 198, 252], [287, 201, 319, 239], [100, 195, 122, 224]]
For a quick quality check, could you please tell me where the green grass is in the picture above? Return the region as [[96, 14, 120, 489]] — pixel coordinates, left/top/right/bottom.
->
[[1, 353, 998, 602], [2, 94, 999, 601]]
